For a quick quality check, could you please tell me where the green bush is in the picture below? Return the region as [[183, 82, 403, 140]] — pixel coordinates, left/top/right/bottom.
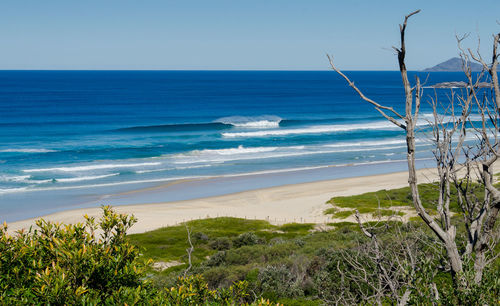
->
[[209, 236, 232, 250], [202, 266, 230, 288], [225, 245, 266, 265], [269, 237, 286, 245], [0, 206, 146, 304], [258, 264, 304, 299], [192, 231, 209, 242], [0, 207, 278, 305], [233, 232, 264, 248], [205, 251, 227, 267]]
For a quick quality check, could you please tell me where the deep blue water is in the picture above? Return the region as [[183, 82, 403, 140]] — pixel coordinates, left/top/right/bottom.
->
[[0, 71, 476, 221]]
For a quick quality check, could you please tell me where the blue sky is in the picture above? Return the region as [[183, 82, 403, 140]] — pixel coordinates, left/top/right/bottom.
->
[[1, 0, 499, 70]]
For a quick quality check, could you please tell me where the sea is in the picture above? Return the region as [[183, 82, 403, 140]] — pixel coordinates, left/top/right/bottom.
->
[[0, 71, 477, 222]]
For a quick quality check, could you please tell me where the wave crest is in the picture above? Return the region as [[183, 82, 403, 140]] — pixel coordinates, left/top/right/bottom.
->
[[222, 121, 396, 138], [215, 115, 282, 129], [0, 148, 57, 153], [195, 145, 278, 155], [23, 162, 161, 173]]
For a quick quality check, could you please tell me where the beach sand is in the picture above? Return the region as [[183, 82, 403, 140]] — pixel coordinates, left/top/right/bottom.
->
[[7, 166, 446, 234]]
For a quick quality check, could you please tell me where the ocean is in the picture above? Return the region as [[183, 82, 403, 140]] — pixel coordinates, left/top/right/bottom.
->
[[0, 71, 474, 222]]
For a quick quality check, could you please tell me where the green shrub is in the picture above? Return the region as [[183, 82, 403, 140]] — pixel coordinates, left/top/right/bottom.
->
[[164, 274, 252, 305], [0, 206, 146, 304], [203, 266, 232, 288], [313, 248, 376, 304], [192, 231, 209, 242], [233, 232, 264, 248], [0, 207, 278, 305], [294, 238, 306, 247], [225, 245, 266, 265], [258, 264, 304, 299], [209, 237, 232, 250], [269, 237, 286, 245], [265, 242, 297, 260], [205, 251, 227, 267]]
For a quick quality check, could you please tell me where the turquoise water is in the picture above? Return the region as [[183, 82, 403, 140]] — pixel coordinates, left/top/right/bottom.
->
[[0, 71, 475, 221]]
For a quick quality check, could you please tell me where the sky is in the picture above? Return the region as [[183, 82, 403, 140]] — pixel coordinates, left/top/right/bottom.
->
[[0, 0, 499, 70]]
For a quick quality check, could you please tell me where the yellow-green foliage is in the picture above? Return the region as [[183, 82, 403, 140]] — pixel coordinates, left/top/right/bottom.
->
[[0, 206, 144, 304], [0, 207, 276, 305]]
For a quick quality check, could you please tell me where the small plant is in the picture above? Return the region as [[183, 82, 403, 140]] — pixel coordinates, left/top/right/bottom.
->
[[233, 232, 264, 248], [258, 264, 304, 299], [192, 231, 209, 242], [205, 251, 227, 267], [209, 237, 232, 250]]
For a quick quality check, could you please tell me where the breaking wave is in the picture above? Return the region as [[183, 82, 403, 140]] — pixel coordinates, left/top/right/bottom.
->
[[0, 175, 31, 182], [23, 162, 161, 173], [54, 173, 121, 183], [0, 175, 208, 195], [215, 115, 282, 128], [171, 143, 408, 165], [0, 148, 57, 153], [222, 121, 397, 138]]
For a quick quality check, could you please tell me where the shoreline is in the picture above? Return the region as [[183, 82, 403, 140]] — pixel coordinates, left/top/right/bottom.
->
[[1, 157, 435, 223], [7, 166, 441, 234]]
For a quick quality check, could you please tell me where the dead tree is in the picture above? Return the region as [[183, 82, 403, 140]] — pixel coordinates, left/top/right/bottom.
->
[[354, 211, 412, 306], [324, 211, 440, 305], [328, 9, 500, 288]]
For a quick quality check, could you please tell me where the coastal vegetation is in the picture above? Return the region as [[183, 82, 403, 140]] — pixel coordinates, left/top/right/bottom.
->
[[126, 183, 499, 304], [1, 9, 499, 306], [0, 206, 279, 305], [2, 182, 498, 304], [323, 182, 491, 219]]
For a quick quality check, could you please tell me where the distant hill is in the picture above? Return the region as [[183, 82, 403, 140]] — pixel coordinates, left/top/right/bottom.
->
[[423, 57, 483, 72]]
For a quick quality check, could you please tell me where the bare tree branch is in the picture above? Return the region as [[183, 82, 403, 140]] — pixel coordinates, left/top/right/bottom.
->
[[183, 225, 194, 276]]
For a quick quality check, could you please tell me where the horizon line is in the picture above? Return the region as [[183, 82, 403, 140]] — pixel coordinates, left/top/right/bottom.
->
[[0, 69, 454, 72]]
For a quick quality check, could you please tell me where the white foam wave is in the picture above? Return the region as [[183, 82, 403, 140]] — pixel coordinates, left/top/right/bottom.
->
[[27, 179, 55, 184], [135, 165, 212, 174], [172, 146, 279, 164], [0, 175, 209, 195], [197, 145, 277, 155], [23, 162, 161, 173], [0, 158, 436, 195], [56, 173, 120, 183], [216, 115, 282, 129], [0, 175, 30, 182], [323, 139, 407, 148], [0, 187, 29, 194], [172, 144, 408, 165], [3, 173, 121, 185], [0, 148, 57, 153], [232, 120, 280, 128], [222, 121, 396, 138], [224, 158, 428, 177], [221, 114, 488, 139]]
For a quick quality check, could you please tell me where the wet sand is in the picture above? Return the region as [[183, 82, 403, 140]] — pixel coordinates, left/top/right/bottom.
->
[[8, 166, 441, 234]]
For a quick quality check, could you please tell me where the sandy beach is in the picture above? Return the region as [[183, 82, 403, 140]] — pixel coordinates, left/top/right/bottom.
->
[[7, 166, 444, 234]]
